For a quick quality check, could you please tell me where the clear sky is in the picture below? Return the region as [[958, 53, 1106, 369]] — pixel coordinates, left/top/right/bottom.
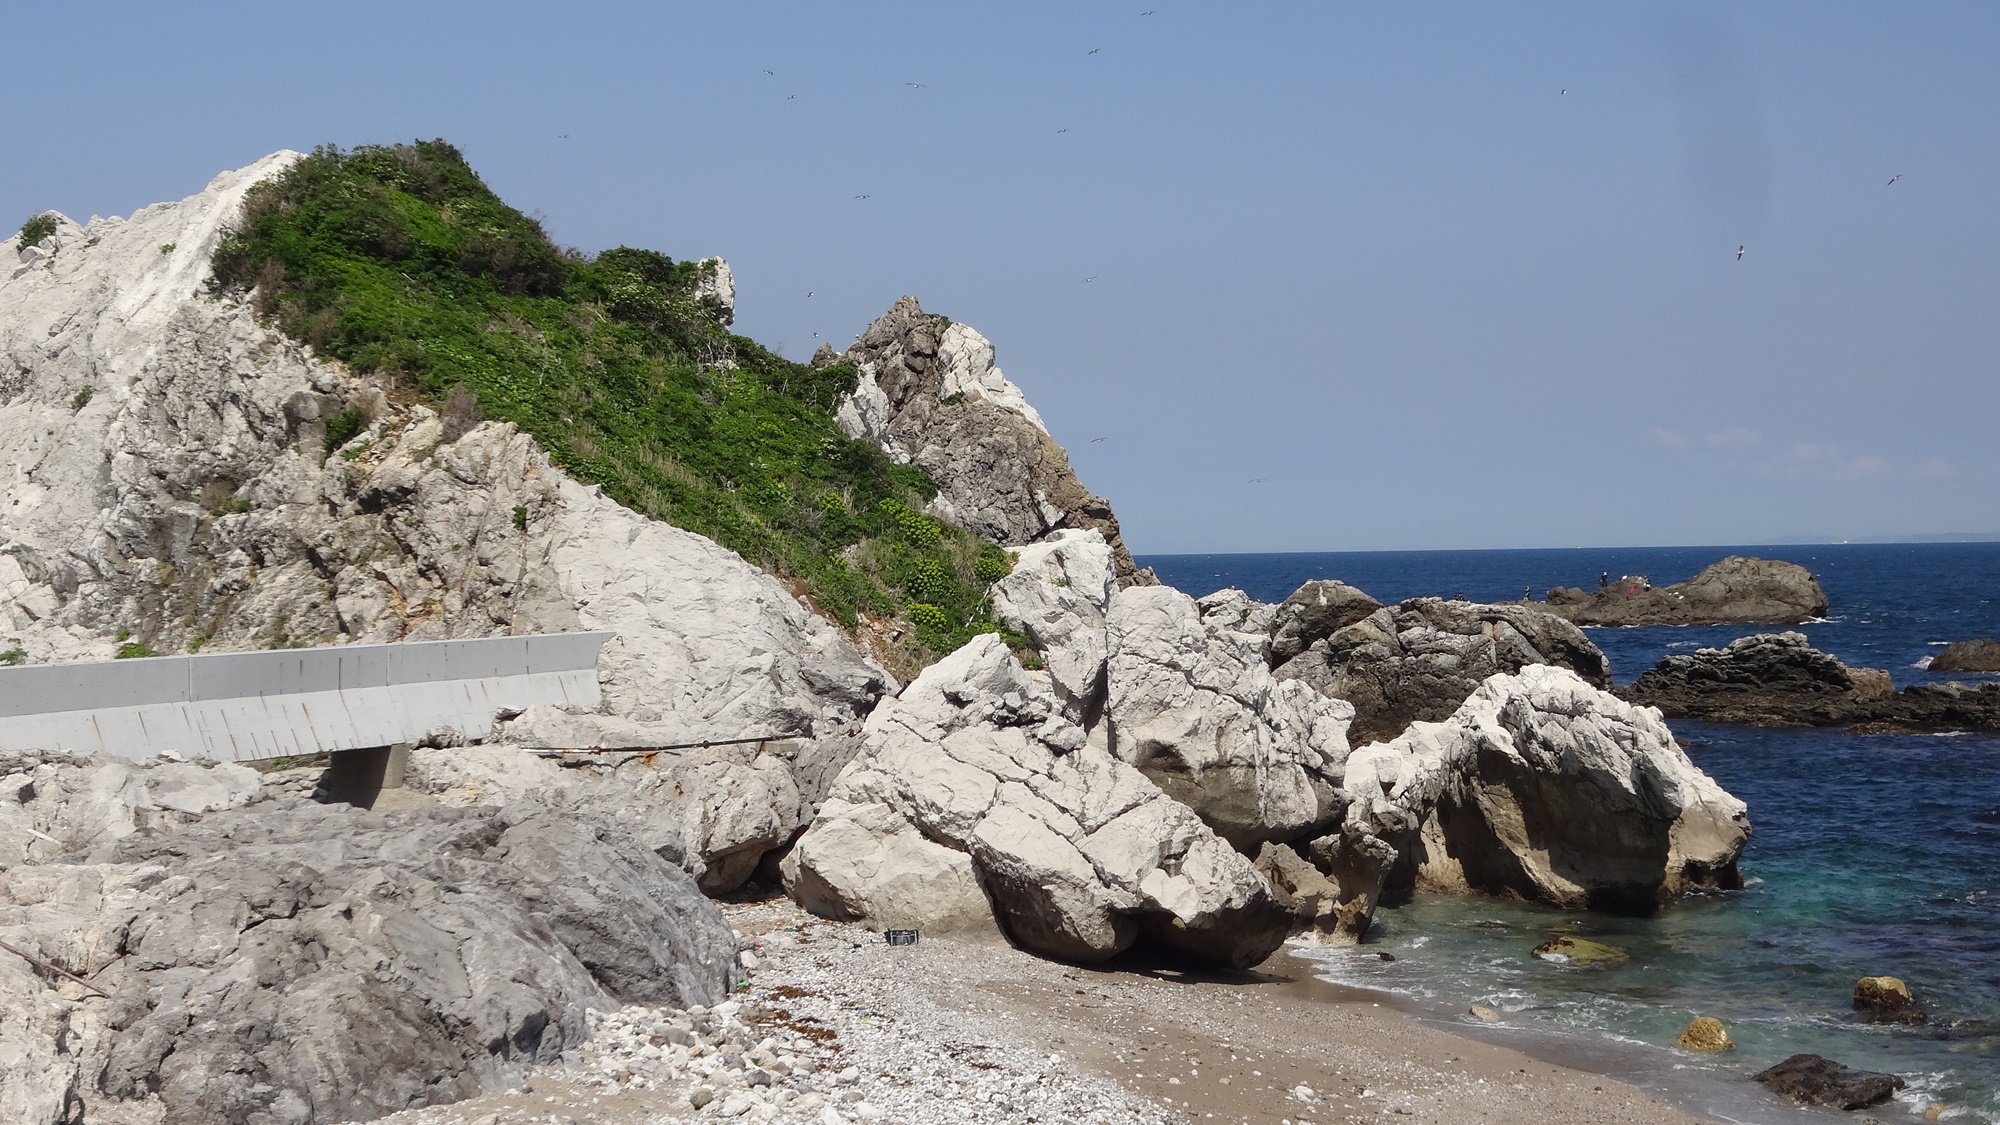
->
[[6, 2, 1996, 552]]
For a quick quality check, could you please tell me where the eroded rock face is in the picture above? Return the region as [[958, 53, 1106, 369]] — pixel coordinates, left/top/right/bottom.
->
[[0, 785, 736, 1125], [1546, 556, 1829, 626], [1272, 595, 1611, 745], [1104, 585, 1354, 849], [784, 634, 1291, 968], [0, 155, 888, 740], [1622, 632, 1891, 726], [1929, 637, 2000, 673], [1318, 666, 1750, 937], [834, 296, 1148, 584], [990, 528, 1119, 719]]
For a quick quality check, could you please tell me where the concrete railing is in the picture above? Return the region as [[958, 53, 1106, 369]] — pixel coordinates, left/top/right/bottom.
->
[[0, 632, 612, 763]]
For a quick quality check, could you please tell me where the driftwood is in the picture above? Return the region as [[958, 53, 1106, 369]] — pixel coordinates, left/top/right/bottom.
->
[[0, 936, 111, 998]]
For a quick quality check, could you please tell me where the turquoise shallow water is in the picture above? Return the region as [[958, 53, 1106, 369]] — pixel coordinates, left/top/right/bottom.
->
[[1140, 544, 2000, 1124]]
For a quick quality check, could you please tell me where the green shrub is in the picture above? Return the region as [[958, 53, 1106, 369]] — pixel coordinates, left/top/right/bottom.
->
[[208, 139, 1011, 668], [115, 628, 130, 642], [17, 213, 57, 249], [323, 408, 368, 454], [974, 551, 1012, 583], [115, 642, 157, 660], [71, 386, 93, 411], [0, 648, 25, 667], [189, 636, 208, 653], [512, 504, 529, 532]]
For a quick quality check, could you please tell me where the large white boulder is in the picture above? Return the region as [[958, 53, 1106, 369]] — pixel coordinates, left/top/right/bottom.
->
[[784, 635, 1291, 967], [989, 528, 1118, 717], [1103, 585, 1354, 849], [0, 752, 262, 870], [1317, 664, 1751, 939]]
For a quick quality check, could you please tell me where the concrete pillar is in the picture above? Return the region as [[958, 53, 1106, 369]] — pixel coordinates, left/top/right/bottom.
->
[[319, 746, 391, 808], [383, 742, 412, 789]]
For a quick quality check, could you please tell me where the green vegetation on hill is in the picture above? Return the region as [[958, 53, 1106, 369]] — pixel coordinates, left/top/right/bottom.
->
[[209, 140, 1016, 667]]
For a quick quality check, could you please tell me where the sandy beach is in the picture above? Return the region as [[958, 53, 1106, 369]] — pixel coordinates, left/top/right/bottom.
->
[[378, 895, 1713, 1125]]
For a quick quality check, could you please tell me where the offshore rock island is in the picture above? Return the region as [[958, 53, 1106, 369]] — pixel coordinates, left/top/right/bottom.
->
[[7, 142, 1927, 1125]]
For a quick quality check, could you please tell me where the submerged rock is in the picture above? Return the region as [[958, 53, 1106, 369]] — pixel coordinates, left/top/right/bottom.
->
[[784, 635, 1291, 967], [1674, 1016, 1734, 1051], [1854, 975, 1927, 1024], [1929, 637, 2000, 673], [1531, 935, 1629, 965], [1545, 555, 1828, 626], [1753, 1053, 1906, 1110]]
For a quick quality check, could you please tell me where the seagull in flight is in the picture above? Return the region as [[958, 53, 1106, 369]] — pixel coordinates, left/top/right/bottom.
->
[[855, 194, 870, 200], [1141, 9, 1156, 14], [1057, 128, 1068, 134], [1090, 436, 1106, 443], [906, 82, 926, 89], [556, 133, 569, 139], [1247, 478, 1269, 484], [762, 69, 775, 76], [1082, 276, 1098, 283], [806, 291, 815, 298], [1736, 245, 1746, 260], [1560, 88, 1567, 95], [1088, 47, 1101, 55], [787, 94, 798, 100], [1888, 174, 1903, 185]]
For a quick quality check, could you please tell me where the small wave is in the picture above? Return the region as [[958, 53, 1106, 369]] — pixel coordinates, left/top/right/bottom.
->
[[1929, 640, 1954, 646], [1804, 615, 1844, 624], [1915, 656, 1935, 669]]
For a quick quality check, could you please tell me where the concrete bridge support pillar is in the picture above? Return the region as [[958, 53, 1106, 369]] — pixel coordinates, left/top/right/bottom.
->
[[319, 743, 414, 809]]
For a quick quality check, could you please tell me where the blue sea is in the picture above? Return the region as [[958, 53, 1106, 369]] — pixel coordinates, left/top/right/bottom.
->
[[1140, 545, 2000, 1124]]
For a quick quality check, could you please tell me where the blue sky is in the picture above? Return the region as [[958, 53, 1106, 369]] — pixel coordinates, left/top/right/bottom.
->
[[6, 2, 1996, 551]]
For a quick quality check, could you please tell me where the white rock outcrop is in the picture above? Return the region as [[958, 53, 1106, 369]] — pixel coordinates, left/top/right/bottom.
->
[[0, 752, 262, 870], [1103, 585, 1354, 849], [0, 155, 888, 741], [783, 635, 1292, 967], [989, 528, 1118, 717], [1320, 664, 1751, 937]]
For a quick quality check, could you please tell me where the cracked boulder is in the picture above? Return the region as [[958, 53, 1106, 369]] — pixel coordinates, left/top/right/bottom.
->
[[1315, 665, 1750, 939], [783, 634, 1291, 968], [0, 792, 736, 1125], [1103, 585, 1354, 849], [990, 528, 1119, 719]]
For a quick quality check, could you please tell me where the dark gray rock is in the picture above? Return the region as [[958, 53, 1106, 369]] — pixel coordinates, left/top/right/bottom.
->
[[1273, 594, 1611, 745], [834, 296, 1151, 585], [1623, 631, 2000, 732], [0, 796, 736, 1125], [1930, 637, 2000, 673], [1622, 632, 1893, 726], [1546, 556, 1828, 626], [1752, 1053, 1906, 1110], [1267, 580, 1383, 666]]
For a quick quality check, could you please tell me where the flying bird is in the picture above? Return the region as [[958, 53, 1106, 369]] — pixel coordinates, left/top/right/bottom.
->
[[1248, 478, 1269, 484], [1560, 88, 1567, 95], [1082, 276, 1098, 283], [556, 134, 569, 139], [811, 332, 820, 338], [762, 69, 774, 76], [1888, 174, 1903, 185], [806, 291, 815, 297], [1057, 128, 1068, 134], [1088, 47, 1101, 55], [1090, 436, 1106, 443], [1141, 9, 1155, 14], [906, 82, 926, 89], [1736, 245, 1745, 260], [787, 94, 798, 100]]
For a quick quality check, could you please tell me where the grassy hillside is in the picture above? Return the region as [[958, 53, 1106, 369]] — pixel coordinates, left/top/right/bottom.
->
[[209, 140, 1016, 669]]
